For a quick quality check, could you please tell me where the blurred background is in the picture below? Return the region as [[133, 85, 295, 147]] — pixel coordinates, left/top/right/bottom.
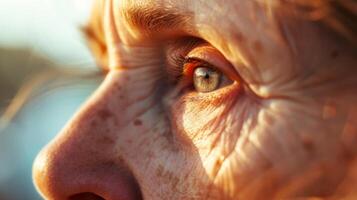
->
[[0, 1, 103, 199]]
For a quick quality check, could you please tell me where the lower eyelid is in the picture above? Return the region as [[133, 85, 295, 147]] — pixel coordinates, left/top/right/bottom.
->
[[183, 81, 241, 104]]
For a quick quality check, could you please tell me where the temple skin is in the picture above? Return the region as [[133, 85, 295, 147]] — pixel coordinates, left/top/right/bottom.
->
[[33, 0, 357, 199]]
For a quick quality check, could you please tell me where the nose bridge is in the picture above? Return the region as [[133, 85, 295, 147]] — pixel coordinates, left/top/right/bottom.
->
[[33, 73, 144, 199]]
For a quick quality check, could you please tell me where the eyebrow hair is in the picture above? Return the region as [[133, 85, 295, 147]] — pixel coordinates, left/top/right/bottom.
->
[[121, 5, 191, 32]]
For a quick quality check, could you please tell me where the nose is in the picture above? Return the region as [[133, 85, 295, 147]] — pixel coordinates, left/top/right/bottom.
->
[[32, 79, 142, 200], [33, 144, 141, 200]]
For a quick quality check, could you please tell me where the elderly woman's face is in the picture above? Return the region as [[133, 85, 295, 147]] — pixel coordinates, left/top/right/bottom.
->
[[33, 0, 357, 199]]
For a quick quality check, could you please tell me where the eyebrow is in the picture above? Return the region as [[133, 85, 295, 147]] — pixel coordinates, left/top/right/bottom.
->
[[121, 5, 191, 32]]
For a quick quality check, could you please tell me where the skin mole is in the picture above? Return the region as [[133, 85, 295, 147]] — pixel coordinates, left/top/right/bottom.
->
[[97, 108, 113, 121], [253, 40, 263, 53], [134, 119, 143, 126]]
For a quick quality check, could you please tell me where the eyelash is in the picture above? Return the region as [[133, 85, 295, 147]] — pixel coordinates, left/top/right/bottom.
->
[[166, 37, 204, 83], [167, 54, 186, 82], [167, 54, 215, 87]]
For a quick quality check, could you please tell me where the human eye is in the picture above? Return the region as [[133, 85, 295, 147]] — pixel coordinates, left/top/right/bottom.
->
[[166, 38, 240, 94], [184, 58, 234, 93]]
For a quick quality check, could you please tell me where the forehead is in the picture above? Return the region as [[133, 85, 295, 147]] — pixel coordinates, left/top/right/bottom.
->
[[117, 0, 266, 10], [113, 0, 273, 38], [114, 0, 268, 26]]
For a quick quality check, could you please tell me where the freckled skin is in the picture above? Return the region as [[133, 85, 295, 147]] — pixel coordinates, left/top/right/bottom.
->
[[33, 0, 357, 200]]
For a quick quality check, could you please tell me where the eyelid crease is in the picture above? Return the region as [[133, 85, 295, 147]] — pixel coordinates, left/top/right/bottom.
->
[[166, 37, 206, 56]]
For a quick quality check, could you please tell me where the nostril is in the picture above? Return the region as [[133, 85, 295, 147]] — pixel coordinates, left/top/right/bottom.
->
[[69, 193, 105, 200]]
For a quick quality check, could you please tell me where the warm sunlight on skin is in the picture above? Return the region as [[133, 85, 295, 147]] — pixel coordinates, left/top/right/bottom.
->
[[32, 0, 357, 199]]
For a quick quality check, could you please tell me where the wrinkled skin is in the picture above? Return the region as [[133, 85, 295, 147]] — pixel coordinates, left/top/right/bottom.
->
[[33, 0, 357, 199]]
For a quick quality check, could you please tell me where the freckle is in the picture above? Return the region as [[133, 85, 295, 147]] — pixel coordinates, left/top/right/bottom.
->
[[301, 134, 315, 155], [253, 40, 264, 53], [114, 83, 123, 92], [97, 109, 113, 120], [90, 120, 98, 127], [134, 119, 142, 126], [156, 165, 164, 176], [235, 32, 245, 42], [170, 176, 179, 190], [330, 50, 339, 58], [99, 135, 114, 145]]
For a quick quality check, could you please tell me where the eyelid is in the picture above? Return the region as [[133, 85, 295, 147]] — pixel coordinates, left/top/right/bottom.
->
[[185, 45, 240, 81]]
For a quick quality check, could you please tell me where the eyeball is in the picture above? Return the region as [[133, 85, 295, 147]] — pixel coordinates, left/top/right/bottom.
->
[[193, 67, 221, 93]]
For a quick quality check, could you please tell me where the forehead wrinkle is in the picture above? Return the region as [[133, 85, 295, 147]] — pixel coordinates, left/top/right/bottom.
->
[[120, 3, 191, 33]]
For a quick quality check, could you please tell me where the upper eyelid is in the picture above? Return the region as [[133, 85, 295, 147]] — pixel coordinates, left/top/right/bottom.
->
[[182, 57, 217, 75], [185, 46, 240, 81], [165, 37, 204, 78], [165, 37, 206, 56]]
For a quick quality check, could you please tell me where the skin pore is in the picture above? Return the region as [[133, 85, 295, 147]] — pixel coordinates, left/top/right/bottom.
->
[[33, 0, 357, 199]]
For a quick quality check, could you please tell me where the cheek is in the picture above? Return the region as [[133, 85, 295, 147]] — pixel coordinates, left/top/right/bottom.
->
[[170, 84, 243, 148], [169, 84, 260, 171], [168, 84, 275, 198], [169, 82, 353, 197]]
